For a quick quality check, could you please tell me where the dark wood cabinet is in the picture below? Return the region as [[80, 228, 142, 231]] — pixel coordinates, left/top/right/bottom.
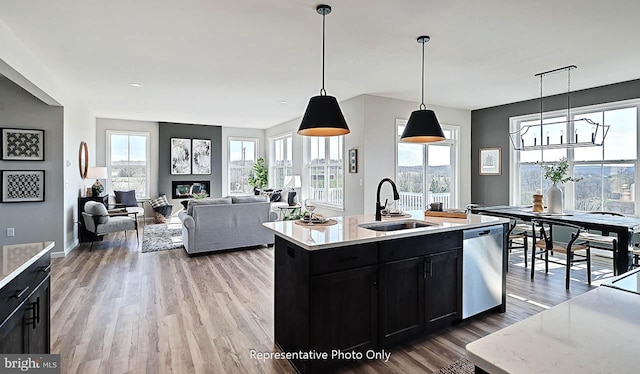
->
[[425, 249, 461, 329], [379, 256, 424, 346], [379, 249, 461, 346], [310, 265, 377, 371], [78, 195, 108, 242], [0, 301, 29, 353], [274, 227, 493, 374], [0, 277, 50, 354], [27, 277, 50, 354]]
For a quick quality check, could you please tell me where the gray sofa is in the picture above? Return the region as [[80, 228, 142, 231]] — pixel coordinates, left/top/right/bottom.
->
[[178, 195, 277, 255]]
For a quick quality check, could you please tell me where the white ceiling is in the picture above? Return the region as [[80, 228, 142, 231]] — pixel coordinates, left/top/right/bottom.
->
[[1, 0, 639, 129]]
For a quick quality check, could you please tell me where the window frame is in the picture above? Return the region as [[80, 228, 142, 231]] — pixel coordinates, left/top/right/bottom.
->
[[305, 135, 344, 209], [105, 130, 151, 199], [395, 119, 460, 210], [509, 98, 640, 213], [268, 132, 293, 189], [227, 137, 260, 195]]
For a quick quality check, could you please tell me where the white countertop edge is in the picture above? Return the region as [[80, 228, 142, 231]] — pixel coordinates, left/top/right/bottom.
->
[[465, 286, 640, 374], [266, 215, 508, 251], [0, 241, 55, 290]]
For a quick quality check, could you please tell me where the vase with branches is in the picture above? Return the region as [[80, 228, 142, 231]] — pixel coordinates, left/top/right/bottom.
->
[[538, 157, 582, 213]]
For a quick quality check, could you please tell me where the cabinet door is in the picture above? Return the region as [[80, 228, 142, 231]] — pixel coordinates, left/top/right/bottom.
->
[[425, 249, 461, 329], [27, 277, 50, 354], [0, 305, 28, 354], [310, 265, 377, 353], [379, 256, 424, 346]]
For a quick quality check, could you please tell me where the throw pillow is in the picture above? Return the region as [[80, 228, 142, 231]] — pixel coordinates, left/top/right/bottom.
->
[[84, 201, 109, 224], [287, 190, 297, 206], [153, 204, 173, 218], [187, 197, 232, 215], [270, 191, 282, 202], [149, 194, 170, 208], [114, 190, 138, 207]]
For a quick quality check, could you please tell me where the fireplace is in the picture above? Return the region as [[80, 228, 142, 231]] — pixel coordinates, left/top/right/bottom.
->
[[171, 180, 211, 199]]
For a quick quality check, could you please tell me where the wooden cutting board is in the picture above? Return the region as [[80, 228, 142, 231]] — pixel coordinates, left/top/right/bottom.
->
[[424, 210, 468, 219]]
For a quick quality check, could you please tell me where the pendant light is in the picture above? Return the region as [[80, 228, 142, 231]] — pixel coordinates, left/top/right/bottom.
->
[[400, 35, 445, 143], [297, 4, 350, 137]]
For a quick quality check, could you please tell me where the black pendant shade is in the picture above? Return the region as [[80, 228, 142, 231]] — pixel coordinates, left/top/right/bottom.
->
[[297, 4, 350, 137], [298, 95, 350, 136], [400, 35, 445, 143], [400, 109, 445, 143]]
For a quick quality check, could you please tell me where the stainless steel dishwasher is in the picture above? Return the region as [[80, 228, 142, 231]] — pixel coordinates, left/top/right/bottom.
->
[[462, 225, 504, 319]]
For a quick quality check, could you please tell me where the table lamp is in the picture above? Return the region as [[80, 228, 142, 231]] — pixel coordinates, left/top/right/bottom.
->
[[284, 175, 302, 206], [87, 167, 108, 197]]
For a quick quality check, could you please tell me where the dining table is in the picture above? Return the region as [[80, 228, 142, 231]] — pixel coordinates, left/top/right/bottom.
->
[[470, 205, 640, 274]]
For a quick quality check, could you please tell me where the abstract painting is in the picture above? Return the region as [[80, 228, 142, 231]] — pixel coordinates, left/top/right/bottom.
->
[[1, 128, 45, 161], [192, 139, 211, 175], [171, 138, 191, 175], [1, 170, 45, 202]]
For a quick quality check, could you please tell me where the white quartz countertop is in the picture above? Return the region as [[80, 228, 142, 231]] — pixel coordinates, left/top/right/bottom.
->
[[466, 285, 640, 374], [262, 211, 507, 250], [0, 241, 54, 289]]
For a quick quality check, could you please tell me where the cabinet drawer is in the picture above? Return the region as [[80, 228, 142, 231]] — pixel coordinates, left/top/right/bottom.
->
[[311, 243, 378, 275], [379, 231, 462, 262], [0, 252, 51, 324]]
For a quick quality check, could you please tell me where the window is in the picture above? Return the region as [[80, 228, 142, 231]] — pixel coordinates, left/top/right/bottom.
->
[[510, 101, 638, 215], [306, 136, 343, 207], [106, 131, 150, 199], [396, 120, 459, 211], [269, 133, 293, 188], [228, 138, 258, 195]]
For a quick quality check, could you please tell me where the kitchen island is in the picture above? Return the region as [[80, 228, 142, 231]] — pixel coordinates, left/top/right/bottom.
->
[[263, 212, 508, 373], [467, 268, 640, 373], [0, 241, 53, 354]]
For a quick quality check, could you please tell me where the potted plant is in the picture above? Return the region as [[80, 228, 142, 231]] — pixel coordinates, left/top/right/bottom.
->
[[539, 157, 582, 213], [248, 157, 268, 195]]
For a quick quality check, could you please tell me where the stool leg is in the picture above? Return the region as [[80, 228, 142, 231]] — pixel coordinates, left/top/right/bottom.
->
[[524, 236, 528, 268], [587, 248, 592, 285], [565, 250, 571, 290]]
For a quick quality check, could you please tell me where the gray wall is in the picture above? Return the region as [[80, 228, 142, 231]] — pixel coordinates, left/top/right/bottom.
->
[[471, 78, 640, 205], [159, 122, 222, 207], [0, 77, 64, 247]]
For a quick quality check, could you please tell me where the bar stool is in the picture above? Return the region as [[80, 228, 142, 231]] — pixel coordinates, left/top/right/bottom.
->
[[577, 211, 622, 276], [532, 218, 591, 290]]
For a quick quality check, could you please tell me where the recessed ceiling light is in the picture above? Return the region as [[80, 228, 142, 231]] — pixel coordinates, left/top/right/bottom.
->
[[279, 101, 288, 104], [129, 82, 143, 87]]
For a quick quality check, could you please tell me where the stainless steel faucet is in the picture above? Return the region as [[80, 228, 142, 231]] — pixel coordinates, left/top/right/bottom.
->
[[376, 178, 400, 221]]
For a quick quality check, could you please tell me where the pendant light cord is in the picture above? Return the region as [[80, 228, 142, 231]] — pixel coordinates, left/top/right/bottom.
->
[[420, 40, 426, 110], [320, 11, 326, 96]]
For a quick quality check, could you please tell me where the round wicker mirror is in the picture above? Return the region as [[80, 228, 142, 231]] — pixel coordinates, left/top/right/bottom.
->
[[79, 141, 88, 179]]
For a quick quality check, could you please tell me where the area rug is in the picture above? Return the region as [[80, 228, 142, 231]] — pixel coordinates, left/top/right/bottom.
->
[[435, 358, 474, 374], [141, 220, 184, 253]]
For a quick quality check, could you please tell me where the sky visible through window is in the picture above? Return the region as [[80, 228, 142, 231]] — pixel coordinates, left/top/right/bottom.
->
[[111, 134, 146, 162]]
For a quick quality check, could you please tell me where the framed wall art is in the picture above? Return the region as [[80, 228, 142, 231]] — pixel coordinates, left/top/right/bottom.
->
[[348, 148, 358, 173], [1, 128, 45, 161], [171, 138, 191, 175], [1, 170, 45, 202], [191, 139, 211, 175], [479, 147, 501, 175]]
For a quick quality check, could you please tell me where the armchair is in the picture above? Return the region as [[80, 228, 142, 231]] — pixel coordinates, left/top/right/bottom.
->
[[82, 201, 139, 249], [113, 189, 145, 222]]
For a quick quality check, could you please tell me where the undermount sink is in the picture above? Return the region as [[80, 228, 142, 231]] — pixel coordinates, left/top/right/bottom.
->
[[359, 219, 436, 232]]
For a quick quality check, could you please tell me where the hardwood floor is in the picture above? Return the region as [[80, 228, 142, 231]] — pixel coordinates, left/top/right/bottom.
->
[[51, 234, 615, 373]]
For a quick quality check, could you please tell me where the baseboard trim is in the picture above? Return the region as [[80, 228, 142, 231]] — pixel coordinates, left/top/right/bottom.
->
[[55, 239, 80, 258]]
